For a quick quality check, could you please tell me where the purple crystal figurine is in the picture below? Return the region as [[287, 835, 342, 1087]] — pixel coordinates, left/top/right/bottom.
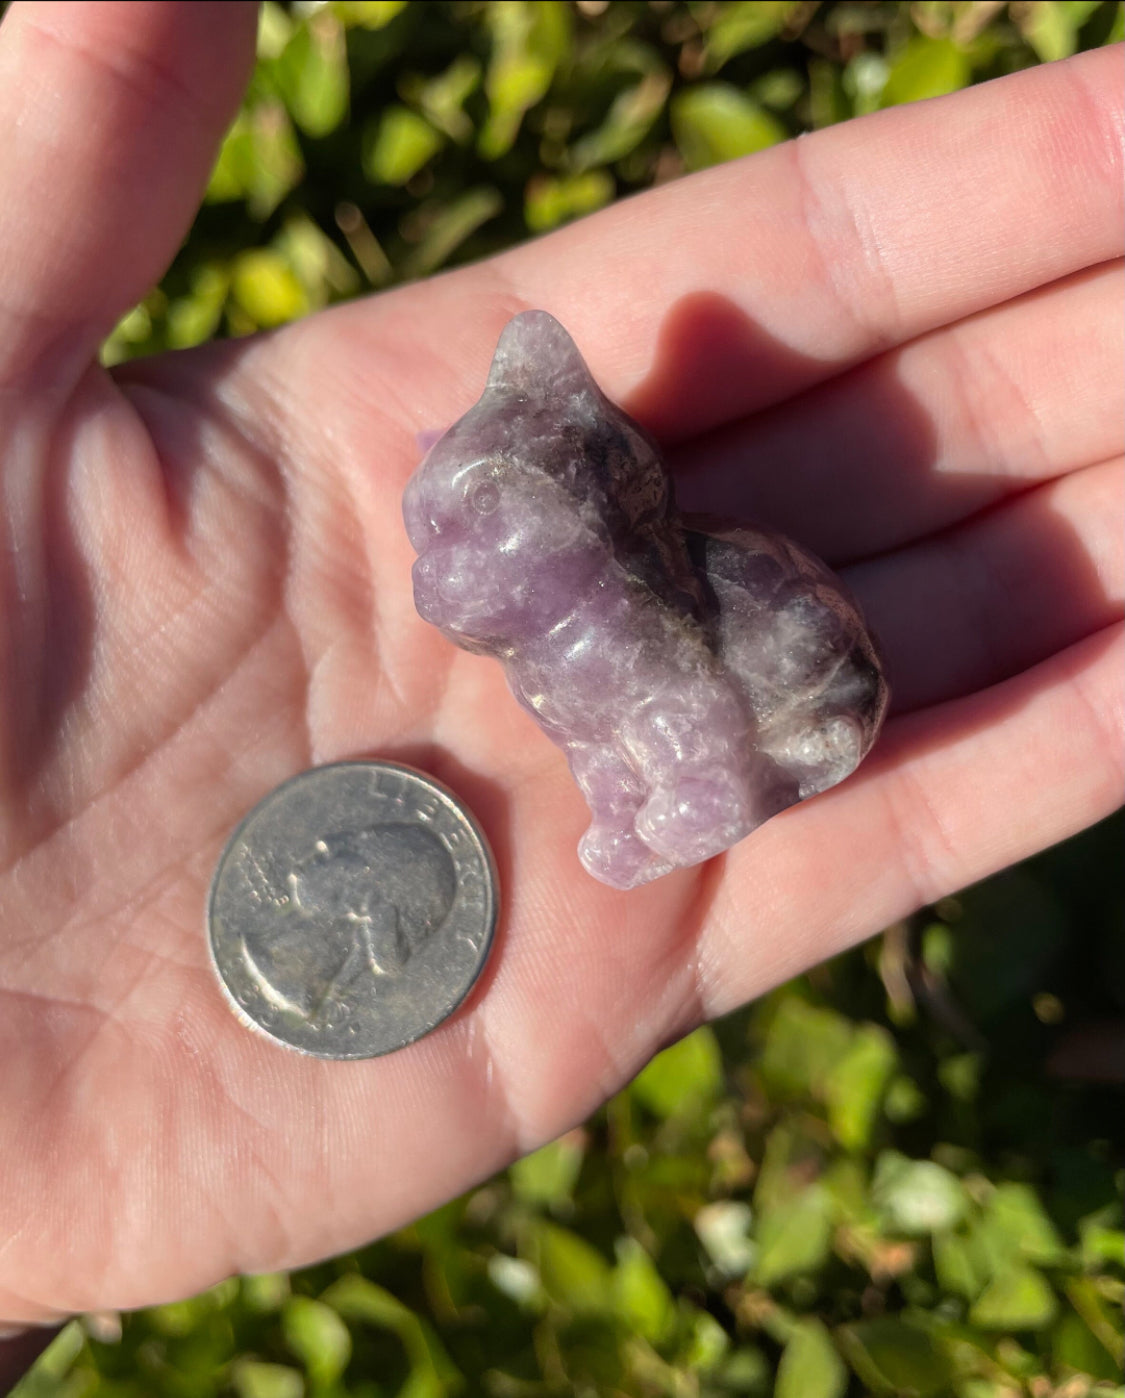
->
[[403, 312, 888, 889]]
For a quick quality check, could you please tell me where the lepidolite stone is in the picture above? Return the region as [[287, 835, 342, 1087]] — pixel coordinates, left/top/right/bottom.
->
[[402, 312, 888, 889]]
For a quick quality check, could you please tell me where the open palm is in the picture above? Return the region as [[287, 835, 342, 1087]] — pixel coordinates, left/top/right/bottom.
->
[[0, 3, 1120, 1329]]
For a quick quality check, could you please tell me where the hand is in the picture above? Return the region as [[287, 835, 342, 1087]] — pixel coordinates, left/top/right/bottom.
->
[[0, 0, 1120, 1330]]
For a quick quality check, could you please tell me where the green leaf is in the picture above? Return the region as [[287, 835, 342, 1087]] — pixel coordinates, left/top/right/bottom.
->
[[962, 1182, 1067, 1291], [106, 303, 152, 348], [207, 103, 304, 218], [1017, 0, 1100, 61], [880, 38, 971, 108], [703, 2, 797, 71], [680, 1305, 730, 1372], [872, 1153, 967, 1235], [282, 1296, 351, 1391], [320, 1275, 463, 1397], [401, 187, 504, 279], [509, 1132, 585, 1208], [1079, 1206, 1125, 1269], [933, 1230, 988, 1301], [272, 14, 349, 138], [820, 1156, 872, 1226], [884, 1074, 927, 1124], [809, 58, 851, 127], [1063, 1276, 1125, 1369], [842, 52, 889, 116], [612, 1237, 676, 1344], [257, 1, 293, 61], [364, 107, 444, 186], [631, 1025, 723, 1118], [955, 1384, 1021, 1398], [103, 291, 169, 364], [487, 1252, 545, 1311], [242, 1272, 291, 1313], [753, 1119, 826, 1213], [756, 999, 855, 1101], [1088, 1223, 1125, 1264], [166, 265, 229, 349], [231, 1361, 305, 1398], [938, 1052, 983, 1102], [275, 212, 359, 302], [670, 84, 786, 171], [532, 1222, 613, 1315], [715, 1346, 772, 1394], [230, 249, 309, 328], [322, 1274, 409, 1326], [569, 69, 671, 171], [409, 54, 482, 144], [776, 1320, 847, 1398], [824, 1023, 897, 1150], [479, 0, 571, 159], [753, 1185, 832, 1287], [970, 1266, 1058, 1330], [837, 1317, 953, 1397], [147, 1283, 231, 1336], [525, 170, 615, 232], [331, 0, 408, 28], [749, 68, 804, 112], [1053, 1310, 1122, 1382], [9, 1322, 85, 1396], [695, 1200, 755, 1278], [984, 1183, 1066, 1265]]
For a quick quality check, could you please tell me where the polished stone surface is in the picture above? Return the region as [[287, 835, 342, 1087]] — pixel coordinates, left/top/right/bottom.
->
[[403, 312, 888, 888]]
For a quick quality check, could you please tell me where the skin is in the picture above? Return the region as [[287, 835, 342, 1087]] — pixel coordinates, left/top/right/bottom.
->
[[0, 0, 1121, 1366]]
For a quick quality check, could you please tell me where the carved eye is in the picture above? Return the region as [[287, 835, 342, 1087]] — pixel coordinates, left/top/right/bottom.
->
[[469, 480, 500, 515]]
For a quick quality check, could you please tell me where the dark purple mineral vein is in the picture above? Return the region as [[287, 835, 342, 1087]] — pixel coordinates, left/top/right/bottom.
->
[[402, 311, 888, 889]]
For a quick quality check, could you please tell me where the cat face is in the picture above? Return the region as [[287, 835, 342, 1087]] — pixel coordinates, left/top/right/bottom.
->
[[402, 316, 615, 644]]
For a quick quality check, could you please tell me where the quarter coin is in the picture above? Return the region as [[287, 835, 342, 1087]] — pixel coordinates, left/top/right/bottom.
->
[[207, 761, 498, 1058]]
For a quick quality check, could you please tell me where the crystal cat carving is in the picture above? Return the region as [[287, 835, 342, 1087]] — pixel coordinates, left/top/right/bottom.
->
[[402, 312, 888, 889]]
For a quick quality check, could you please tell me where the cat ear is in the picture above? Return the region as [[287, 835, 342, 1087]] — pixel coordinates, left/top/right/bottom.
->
[[485, 310, 601, 405]]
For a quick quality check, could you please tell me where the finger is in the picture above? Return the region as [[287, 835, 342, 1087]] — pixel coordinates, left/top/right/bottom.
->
[[844, 456, 1124, 714], [260, 46, 1123, 501], [697, 622, 1124, 1019], [499, 44, 1125, 442], [0, 2, 257, 388], [673, 259, 1125, 561]]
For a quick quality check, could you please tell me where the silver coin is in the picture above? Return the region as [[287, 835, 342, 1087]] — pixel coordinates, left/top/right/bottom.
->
[[207, 761, 498, 1059]]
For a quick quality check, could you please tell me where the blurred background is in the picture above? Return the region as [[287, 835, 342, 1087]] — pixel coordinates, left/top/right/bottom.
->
[[20, 2, 1125, 1395]]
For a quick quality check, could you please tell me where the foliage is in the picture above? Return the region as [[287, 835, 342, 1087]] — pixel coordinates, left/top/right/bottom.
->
[[18, 2, 1125, 1396], [101, 0, 1125, 359]]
